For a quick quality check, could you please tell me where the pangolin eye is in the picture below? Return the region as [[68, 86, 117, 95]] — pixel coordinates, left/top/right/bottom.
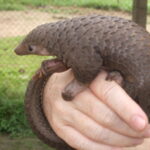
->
[[28, 45, 33, 51]]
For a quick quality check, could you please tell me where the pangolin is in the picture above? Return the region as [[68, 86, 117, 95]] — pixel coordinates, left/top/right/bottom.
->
[[15, 14, 150, 123]]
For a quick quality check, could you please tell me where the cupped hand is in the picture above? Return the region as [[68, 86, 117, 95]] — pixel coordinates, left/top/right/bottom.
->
[[43, 69, 150, 150]]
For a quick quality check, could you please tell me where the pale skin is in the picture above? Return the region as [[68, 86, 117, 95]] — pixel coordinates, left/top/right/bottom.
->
[[43, 69, 150, 150]]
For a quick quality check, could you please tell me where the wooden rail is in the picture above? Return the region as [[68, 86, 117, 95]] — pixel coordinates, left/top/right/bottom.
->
[[132, 0, 147, 28]]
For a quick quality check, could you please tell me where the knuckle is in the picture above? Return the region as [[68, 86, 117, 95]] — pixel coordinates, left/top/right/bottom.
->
[[102, 82, 116, 101], [50, 117, 59, 130], [103, 111, 116, 127], [51, 123, 66, 138], [53, 101, 73, 123], [50, 114, 70, 134], [53, 101, 65, 114], [74, 141, 87, 150], [49, 114, 63, 133], [89, 126, 110, 143], [99, 129, 109, 143]]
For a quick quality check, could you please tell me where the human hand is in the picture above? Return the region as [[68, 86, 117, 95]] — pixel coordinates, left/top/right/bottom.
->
[[43, 69, 150, 150]]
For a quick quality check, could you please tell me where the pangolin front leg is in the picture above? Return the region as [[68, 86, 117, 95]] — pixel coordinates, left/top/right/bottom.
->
[[106, 71, 124, 86], [62, 79, 87, 101], [33, 58, 67, 79], [62, 70, 124, 101]]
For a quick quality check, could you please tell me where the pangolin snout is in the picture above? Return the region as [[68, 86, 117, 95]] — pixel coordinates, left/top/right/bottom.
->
[[14, 47, 20, 55], [14, 44, 24, 55]]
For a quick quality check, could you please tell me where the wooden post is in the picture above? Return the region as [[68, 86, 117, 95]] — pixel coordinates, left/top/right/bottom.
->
[[132, 0, 147, 28]]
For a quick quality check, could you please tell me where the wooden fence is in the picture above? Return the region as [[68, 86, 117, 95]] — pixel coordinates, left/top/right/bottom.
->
[[132, 0, 147, 28]]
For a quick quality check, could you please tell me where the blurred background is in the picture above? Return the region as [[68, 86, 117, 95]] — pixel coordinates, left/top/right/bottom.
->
[[0, 0, 150, 150]]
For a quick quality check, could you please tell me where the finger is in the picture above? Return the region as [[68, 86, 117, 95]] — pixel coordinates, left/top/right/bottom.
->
[[90, 71, 148, 131], [73, 89, 147, 138], [44, 70, 150, 138], [46, 103, 122, 150], [44, 87, 143, 148], [63, 108, 144, 147], [52, 122, 122, 150]]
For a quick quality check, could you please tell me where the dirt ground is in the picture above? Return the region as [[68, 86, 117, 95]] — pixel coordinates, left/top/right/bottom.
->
[[0, 7, 150, 37], [0, 135, 150, 150], [0, 6, 150, 38], [0, 135, 52, 150]]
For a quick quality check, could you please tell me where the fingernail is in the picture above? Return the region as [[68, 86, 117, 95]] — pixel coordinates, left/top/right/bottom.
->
[[131, 115, 146, 130]]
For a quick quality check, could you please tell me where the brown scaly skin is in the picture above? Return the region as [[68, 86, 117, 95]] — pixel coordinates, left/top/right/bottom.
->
[[25, 59, 74, 150], [15, 15, 150, 149], [16, 15, 150, 115]]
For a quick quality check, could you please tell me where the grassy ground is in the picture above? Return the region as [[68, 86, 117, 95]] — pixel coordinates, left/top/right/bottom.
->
[[0, 36, 48, 102], [0, 36, 49, 136], [0, 0, 144, 12], [0, 36, 54, 150], [0, 0, 150, 13]]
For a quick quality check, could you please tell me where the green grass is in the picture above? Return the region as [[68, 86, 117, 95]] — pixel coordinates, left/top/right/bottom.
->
[[48, 0, 133, 12], [0, 37, 48, 101], [0, 37, 54, 150], [0, 36, 49, 136], [1, 0, 150, 13], [0, 0, 138, 12]]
